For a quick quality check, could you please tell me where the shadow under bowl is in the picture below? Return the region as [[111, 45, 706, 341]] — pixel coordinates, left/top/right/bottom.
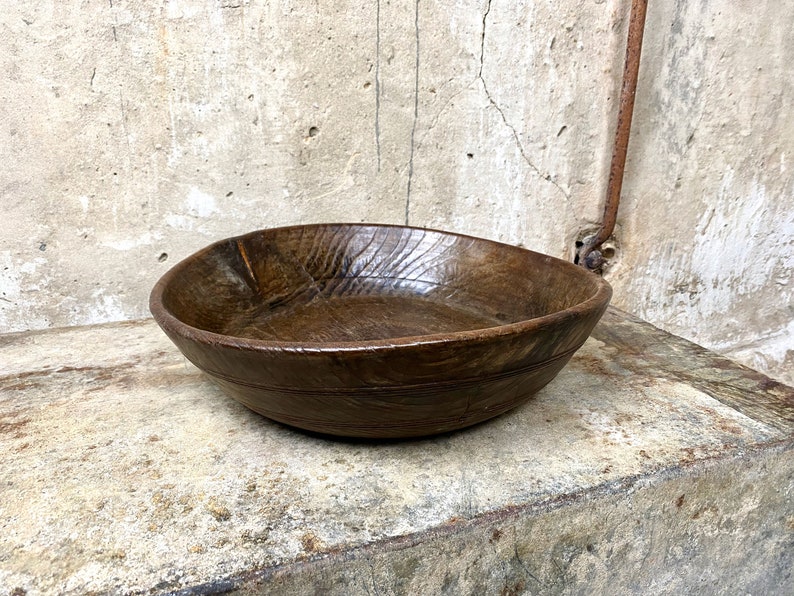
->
[[149, 223, 612, 438]]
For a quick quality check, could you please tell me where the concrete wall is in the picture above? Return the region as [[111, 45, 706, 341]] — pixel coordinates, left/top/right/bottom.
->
[[1, 1, 792, 385]]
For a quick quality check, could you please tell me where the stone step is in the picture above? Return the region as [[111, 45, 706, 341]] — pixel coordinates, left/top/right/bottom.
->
[[0, 307, 792, 594]]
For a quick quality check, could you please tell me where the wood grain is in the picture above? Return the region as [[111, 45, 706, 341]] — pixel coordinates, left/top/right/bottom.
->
[[150, 224, 612, 437]]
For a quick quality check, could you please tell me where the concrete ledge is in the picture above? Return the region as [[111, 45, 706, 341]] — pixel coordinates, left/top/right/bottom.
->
[[1, 308, 792, 594]]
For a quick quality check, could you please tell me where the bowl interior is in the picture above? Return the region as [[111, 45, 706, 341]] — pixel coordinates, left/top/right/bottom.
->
[[158, 224, 604, 344]]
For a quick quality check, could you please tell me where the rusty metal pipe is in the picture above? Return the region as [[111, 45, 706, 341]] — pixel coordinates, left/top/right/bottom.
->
[[579, 0, 648, 271]]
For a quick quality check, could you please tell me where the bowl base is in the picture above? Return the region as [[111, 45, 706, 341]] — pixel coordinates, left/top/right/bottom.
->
[[226, 293, 505, 343]]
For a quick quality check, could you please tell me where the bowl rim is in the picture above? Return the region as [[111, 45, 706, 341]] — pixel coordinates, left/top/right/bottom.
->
[[149, 223, 612, 354]]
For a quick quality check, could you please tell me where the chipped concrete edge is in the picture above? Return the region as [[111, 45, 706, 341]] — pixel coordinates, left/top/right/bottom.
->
[[167, 439, 794, 595]]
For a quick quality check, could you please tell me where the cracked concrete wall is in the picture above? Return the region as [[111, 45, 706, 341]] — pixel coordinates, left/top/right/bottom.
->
[[611, 0, 794, 386], [1, 1, 792, 385]]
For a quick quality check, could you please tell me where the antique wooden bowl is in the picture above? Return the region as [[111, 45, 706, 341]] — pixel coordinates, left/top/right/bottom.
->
[[150, 224, 611, 438]]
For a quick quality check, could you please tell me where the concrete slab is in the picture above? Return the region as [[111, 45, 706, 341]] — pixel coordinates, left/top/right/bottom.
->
[[0, 308, 792, 595]]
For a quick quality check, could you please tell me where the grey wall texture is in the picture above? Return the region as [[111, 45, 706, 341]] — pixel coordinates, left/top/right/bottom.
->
[[1, 0, 792, 385]]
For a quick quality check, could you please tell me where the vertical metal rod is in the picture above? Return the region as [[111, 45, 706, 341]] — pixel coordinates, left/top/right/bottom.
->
[[579, 0, 648, 270]]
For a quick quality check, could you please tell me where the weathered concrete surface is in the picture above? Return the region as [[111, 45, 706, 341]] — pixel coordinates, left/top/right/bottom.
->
[[610, 0, 794, 387], [228, 447, 794, 595], [2, 0, 616, 331], [1, 307, 792, 594], [1, 1, 792, 385]]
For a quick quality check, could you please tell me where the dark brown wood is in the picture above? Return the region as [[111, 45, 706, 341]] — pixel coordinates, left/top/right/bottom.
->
[[150, 224, 612, 438]]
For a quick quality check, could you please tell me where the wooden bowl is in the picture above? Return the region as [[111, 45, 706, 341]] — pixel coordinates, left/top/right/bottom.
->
[[150, 224, 612, 438]]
